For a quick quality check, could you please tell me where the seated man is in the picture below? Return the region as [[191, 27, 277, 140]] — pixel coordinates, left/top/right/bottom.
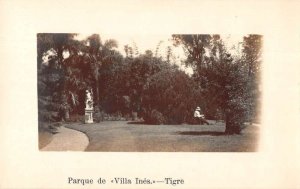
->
[[194, 107, 209, 125]]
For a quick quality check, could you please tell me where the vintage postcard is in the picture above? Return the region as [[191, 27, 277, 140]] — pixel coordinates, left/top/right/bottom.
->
[[1, 0, 299, 188]]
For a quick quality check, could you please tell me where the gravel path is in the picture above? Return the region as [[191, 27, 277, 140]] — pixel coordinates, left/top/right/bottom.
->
[[41, 126, 89, 151]]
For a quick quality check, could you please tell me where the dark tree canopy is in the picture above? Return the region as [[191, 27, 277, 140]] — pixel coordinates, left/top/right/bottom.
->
[[38, 33, 262, 135], [172, 34, 262, 134]]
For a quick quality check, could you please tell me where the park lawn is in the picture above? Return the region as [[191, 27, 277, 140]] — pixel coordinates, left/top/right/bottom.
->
[[65, 121, 259, 152]]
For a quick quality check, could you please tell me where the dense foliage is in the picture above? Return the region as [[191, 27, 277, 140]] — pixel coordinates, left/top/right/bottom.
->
[[172, 34, 262, 133], [38, 33, 262, 134], [142, 67, 201, 124]]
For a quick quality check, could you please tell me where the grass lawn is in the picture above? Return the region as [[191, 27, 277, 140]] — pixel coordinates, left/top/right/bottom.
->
[[65, 121, 259, 152]]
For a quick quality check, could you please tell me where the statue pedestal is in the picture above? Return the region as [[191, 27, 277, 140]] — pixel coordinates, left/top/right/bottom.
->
[[85, 108, 94, 124]]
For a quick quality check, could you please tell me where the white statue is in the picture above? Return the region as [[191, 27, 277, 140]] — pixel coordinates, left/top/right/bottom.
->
[[85, 89, 94, 123], [85, 89, 93, 110]]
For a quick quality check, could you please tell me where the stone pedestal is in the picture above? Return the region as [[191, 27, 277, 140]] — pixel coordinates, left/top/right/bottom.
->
[[85, 108, 94, 123]]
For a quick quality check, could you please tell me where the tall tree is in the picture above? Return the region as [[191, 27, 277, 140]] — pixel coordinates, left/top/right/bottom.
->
[[242, 35, 263, 122], [242, 35, 262, 77], [82, 34, 120, 110], [85, 34, 102, 110], [173, 34, 251, 134], [172, 34, 212, 70], [37, 33, 85, 121]]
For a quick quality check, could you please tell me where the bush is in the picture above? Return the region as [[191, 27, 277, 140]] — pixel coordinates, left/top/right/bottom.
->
[[143, 109, 165, 125], [131, 111, 138, 121], [68, 114, 84, 122], [141, 68, 201, 124], [93, 106, 104, 122], [185, 114, 199, 125]]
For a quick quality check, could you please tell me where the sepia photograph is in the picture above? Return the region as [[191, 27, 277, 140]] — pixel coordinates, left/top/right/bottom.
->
[[38, 33, 262, 152], [2, 0, 300, 188]]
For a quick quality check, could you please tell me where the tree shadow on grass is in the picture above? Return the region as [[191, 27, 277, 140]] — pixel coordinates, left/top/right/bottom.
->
[[127, 121, 147, 125], [176, 131, 227, 136]]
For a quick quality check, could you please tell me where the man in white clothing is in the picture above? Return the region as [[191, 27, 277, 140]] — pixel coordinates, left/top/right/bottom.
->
[[194, 107, 209, 125]]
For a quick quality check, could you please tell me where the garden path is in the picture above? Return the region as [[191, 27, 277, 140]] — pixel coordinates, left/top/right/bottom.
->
[[41, 126, 89, 151]]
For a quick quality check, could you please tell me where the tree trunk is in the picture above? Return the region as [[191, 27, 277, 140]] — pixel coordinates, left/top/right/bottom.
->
[[225, 123, 241, 134], [225, 114, 241, 134], [64, 110, 70, 120], [57, 47, 64, 69], [95, 65, 101, 111], [96, 77, 100, 108]]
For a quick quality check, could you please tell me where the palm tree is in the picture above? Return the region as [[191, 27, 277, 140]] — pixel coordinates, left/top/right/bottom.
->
[[38, 33, 85, 121], [85, 34, 118, 110]]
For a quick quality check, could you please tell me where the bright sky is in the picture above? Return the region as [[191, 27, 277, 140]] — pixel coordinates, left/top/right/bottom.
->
[[75, 33, 182, 57]]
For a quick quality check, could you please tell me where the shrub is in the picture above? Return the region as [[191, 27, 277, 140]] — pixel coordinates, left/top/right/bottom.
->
[[68, 114, 83, 122], [143, 109, 165, 125], [141, 68, 201, 124], [94, 107, 105, 122], [131, 111, 138, 121]]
